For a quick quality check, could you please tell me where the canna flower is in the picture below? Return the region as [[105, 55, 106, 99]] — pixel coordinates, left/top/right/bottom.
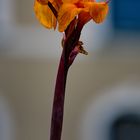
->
[[34, 1, 109, 140], [58, 0, 109, 32], [34, 0, 109, 32]]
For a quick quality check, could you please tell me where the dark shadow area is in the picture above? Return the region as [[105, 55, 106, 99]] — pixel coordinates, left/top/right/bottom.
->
[[111, 114, 140, 140]]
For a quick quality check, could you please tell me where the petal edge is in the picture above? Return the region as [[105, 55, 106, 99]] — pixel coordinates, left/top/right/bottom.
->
[[88, 2, 109, 23], [34, 0, 57, 29], [58, 4, 82, 32]]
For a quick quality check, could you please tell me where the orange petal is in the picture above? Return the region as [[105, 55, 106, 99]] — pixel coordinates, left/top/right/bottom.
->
[[78, 11, 91, 25], [58, 4, 82, 32], [82, 0, 95, 2], [37, 0, 56, 5], [62, 0, 80, 4], [87, 2, 109, 23], [34, 0, 57, 29], [37, 0, 48, 5]]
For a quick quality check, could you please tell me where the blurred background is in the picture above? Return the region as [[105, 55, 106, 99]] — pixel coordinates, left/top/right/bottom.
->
[[0, 0, 140, 140]]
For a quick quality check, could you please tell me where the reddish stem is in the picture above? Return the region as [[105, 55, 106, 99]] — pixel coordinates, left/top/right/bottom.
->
[[50, 50, 68, 140], [50, 20, 84, 140]]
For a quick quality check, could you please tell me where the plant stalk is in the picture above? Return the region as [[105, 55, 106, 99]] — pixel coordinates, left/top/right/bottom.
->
[[50, 20, 84, 140]]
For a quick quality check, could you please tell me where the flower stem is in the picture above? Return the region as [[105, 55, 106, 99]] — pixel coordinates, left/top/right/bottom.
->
[[50, 21, 84, 140], [50, 49, 69, 140]]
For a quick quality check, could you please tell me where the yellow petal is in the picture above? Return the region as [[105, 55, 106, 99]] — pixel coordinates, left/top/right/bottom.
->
[[58, 4, 82, 32], [87, 2, 109, 23], [34, 0, 57, 29]]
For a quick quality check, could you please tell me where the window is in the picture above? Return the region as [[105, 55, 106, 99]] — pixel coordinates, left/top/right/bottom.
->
[[112, 0, 140, 30], [111, 114, 140, 140]]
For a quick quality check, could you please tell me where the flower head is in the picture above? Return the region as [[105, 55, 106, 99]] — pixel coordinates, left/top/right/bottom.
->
[[34, 0, 109, 31]]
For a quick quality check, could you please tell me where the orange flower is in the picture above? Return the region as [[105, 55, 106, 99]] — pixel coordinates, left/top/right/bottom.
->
[[34, 2, 109, 140], [34, 0, 109, 31], [34, 0, 61, 29], [58, 0, 109, 31]]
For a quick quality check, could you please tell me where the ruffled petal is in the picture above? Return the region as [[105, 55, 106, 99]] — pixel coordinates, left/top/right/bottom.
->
[[58, 3, 82, 32], [86, 2, 109, 23], [37, 0, 48, 5], [37, 0, 59, 5], [78, 11, 91, 25], [82, 0, 95, 2], [62, 0, 80, 4], [62, 0, 93, 3], [34, 0, 57, 29]]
